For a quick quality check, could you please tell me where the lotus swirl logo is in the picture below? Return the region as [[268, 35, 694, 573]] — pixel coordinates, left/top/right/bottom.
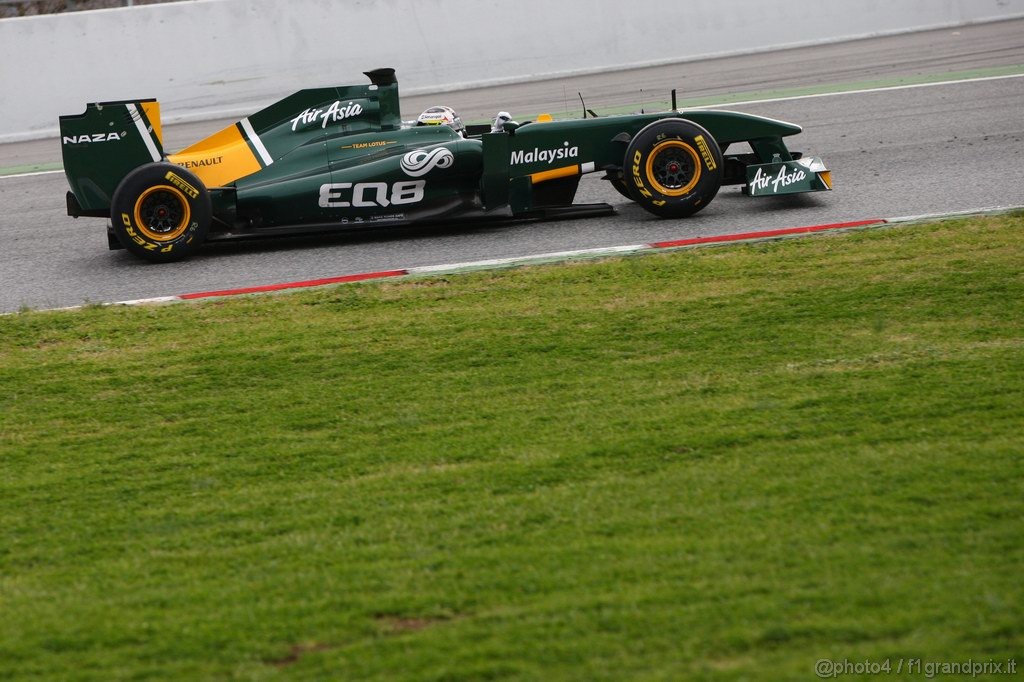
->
[[401, 147, 454, 177]]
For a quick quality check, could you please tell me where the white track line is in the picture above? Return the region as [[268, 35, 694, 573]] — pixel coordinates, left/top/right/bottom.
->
[[410, 244, 646, 274], [692, 73, 1024, 110], [1, 169, 63, 179]]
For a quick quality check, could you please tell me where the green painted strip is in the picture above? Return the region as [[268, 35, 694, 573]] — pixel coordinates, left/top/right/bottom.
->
[[0, 162, 64, 177]]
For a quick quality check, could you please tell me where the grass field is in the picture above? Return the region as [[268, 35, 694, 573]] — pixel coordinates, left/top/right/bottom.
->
[[1, 216, 1022, 680]]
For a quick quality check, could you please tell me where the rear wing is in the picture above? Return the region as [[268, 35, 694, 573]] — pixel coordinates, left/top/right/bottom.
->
[[60, 69, 403, 216], [60, 99, 165, 215]]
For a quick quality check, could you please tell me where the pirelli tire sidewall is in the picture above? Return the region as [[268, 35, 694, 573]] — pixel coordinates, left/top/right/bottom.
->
[[110, 163, 211, 262], [625, 119, 724, 218]]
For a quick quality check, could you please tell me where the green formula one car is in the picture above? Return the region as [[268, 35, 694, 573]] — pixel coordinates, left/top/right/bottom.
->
[[59, 68, 831, 262]]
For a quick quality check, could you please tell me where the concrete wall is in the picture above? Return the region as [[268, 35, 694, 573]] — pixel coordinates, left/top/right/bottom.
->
[[2, 0, 1023, 142]]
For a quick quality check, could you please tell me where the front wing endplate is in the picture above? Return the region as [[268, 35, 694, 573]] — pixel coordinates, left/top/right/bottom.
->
[[744, 157, 832, 197]]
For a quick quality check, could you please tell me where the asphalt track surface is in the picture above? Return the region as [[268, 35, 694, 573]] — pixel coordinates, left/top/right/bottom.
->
[[1, 20, 1022, 313]]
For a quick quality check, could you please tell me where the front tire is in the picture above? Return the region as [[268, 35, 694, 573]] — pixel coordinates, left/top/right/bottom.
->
[[625, 119, 723, 218], [110, 163, 211, 262]]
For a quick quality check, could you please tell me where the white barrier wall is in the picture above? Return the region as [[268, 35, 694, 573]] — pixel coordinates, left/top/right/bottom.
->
[[1, 0, 1022, 142]]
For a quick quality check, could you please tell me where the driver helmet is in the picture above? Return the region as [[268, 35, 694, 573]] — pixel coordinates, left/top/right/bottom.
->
[[416, 106, 465, 136]]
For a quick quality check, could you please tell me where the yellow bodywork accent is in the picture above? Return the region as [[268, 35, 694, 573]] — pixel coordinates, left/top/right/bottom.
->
[[141, 101, 163, 146], [530, 165, 579, 184], [820, 170, 833, 189], [536, 113, 554, 122], [168, 123, 262, 187]]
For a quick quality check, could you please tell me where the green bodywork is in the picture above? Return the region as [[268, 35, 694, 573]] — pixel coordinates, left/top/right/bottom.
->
[[60, 99, 165, 215], [59, 68, 830, 244]]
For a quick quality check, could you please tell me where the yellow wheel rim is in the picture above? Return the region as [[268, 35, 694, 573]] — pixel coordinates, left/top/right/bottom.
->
[[645, 140, 701, 196], [133, 185, 191, 242]]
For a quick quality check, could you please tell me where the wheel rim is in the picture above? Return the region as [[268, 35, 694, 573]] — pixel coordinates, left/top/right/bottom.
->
[[646, 140, 701, 196], [133, 186, 191, 242]]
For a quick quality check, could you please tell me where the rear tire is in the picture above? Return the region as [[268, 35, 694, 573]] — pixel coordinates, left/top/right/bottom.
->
[[110, 163, 211, 262], [624, 119, 723, 218]]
